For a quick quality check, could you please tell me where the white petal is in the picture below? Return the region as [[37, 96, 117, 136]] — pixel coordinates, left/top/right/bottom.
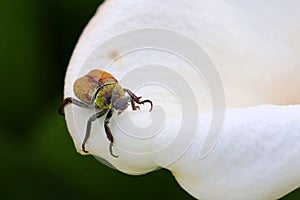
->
[[170, 105, 300, 199], [63, 0, 300, 199]]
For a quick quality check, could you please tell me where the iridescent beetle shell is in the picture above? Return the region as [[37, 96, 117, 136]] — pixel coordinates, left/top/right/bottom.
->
[[73, 70, 125, 109]]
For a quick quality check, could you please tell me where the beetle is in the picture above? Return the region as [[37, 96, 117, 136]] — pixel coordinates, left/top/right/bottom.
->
[[59, 69, 153, 157]]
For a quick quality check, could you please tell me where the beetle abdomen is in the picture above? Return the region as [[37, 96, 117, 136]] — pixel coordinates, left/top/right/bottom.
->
[[73, 70, 118, 104]]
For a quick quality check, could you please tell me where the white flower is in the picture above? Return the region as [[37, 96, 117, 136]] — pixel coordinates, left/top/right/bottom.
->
[[63, 0, 300, 199]]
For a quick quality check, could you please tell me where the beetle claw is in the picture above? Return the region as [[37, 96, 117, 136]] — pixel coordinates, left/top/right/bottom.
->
[[109, 142, 119, 158], [82, 144, 89, 153], [140, 100, 153, 112]]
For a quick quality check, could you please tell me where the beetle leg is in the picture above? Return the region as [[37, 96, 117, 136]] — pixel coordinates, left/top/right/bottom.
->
[[130, 99, 140, 111], [104, 109, 119, 157], [58, 97, 91, 115], [123, 88, 153, 111], [82, 109, 108, 153]]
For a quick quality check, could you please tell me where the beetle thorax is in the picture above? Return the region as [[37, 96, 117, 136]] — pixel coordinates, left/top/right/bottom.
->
[[94, 83, 125, 109]]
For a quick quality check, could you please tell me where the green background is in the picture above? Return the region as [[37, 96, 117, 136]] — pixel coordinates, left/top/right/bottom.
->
[[0, 0, 298, 199]]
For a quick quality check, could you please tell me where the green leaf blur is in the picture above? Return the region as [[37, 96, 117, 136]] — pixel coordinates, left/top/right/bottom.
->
[[0, 0, 298, 199]]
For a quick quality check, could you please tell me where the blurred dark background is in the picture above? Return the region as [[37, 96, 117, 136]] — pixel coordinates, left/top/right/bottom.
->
[[0, 0, 298, 199]]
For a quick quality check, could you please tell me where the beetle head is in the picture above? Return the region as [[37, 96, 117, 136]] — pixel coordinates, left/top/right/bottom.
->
[[113, 97, 129, 111]]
